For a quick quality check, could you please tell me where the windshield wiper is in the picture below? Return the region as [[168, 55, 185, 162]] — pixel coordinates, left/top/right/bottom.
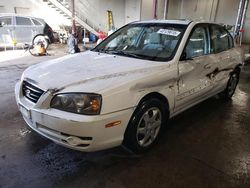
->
[[94, 49, 153, 60], [94, 48, 107, 53], [110, 50, 155, 60], [110, 51, 142, 58]]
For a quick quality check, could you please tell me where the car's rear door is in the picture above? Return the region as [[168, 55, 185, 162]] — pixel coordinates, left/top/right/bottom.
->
[[209, 24, 240, 91], [0, 16, 14, 45], [14, 16, 34, 44], [175, 24, 218, 112], [31, 18, 44, 36]]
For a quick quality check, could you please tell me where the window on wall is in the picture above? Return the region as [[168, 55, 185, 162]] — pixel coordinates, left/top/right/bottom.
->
[[0, 17, 12, 26], [184, 26, 209, 59], [211, 25, 232, 53], [16, 17, 32, 26]]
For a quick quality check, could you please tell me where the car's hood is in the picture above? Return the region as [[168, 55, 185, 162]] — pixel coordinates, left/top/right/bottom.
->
[[23, 51, 169, 93]]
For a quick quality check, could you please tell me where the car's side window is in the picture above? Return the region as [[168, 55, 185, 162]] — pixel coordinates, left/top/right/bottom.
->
[[0, 17, 12, 26], [16, 17, 32, 26], [210, 25, 231, 53], [184, 26, 209, 59], [228, 32, 234, 49], [32, 19, 42, 26]]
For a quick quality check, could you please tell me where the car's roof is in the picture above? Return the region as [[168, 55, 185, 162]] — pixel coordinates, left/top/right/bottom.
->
[[0, 13, 44, 20], [132, 19, 218, 26], [133, 19, 192, 25]]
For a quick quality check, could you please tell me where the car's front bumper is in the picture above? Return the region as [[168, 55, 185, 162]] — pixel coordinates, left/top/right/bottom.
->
[[15, 81, 134, 152]]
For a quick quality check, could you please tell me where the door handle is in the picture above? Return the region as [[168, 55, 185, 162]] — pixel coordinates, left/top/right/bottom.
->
[[206, 67, 219, 78], [204, 64, 211, 69]]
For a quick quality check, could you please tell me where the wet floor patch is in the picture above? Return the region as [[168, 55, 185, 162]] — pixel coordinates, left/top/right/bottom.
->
[[33, 144, 86, 177]]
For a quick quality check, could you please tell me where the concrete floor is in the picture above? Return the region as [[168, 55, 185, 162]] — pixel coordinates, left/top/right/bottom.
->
[[0, 46, 250, 188]]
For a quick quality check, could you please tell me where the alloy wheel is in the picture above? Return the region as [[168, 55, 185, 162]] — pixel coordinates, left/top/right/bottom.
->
[[136, 107, 162, 147]]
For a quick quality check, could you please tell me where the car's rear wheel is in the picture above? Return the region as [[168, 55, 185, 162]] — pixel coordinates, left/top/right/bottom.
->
[[32, 34, 49, 49], [222, 72, 239, 99], [123, 98, 167, 153]]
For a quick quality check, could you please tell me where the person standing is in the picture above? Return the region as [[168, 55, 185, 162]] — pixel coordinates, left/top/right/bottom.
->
[[67, 30, 80, 54]]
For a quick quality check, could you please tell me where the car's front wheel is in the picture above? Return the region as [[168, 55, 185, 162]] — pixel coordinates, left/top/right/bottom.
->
[[123, 98, 167, 153]]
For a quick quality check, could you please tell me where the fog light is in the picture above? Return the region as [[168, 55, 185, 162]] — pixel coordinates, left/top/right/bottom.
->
[[66, 136, 82, 146]]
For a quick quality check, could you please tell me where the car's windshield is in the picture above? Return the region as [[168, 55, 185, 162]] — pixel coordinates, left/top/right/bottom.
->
[[92, 23, 187, 61]]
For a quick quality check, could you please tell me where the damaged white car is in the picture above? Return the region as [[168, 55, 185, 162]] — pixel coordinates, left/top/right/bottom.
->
[[15, 20, 243, 153]]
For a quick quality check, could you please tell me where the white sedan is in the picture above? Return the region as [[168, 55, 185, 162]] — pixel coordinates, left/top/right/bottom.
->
[[15, 20, 243, 153]]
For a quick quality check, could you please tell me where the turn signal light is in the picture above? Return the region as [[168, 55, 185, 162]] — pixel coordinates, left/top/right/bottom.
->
[[105, 121, 121, 128], [91, 99, 100, 111]]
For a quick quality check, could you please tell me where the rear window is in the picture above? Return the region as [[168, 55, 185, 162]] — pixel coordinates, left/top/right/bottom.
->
[[16, 17, 32, 26], [0, 17, 12, 26]]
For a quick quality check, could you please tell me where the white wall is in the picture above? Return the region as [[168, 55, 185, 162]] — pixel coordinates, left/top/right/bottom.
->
[[215, 0, 240, 24], [141, 0, 153, 20], [167, 0, 239, 24], [97, 0, 125, 30], [140, 0, 168, 20], [167, 0, 182, 19], [180, 0, 218, 21], [125, 0, 141, 24], [76, 0, 126, 31], [167, 0, 250, 43], [156, 0, 165, 19]]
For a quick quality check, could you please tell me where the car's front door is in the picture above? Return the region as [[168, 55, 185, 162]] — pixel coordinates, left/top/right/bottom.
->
[[175, 24, 219, 112], [14, 16, 34, 44]]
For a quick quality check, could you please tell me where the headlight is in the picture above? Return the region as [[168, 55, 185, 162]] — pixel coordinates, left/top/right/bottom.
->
[[50, 93, 102, 115]]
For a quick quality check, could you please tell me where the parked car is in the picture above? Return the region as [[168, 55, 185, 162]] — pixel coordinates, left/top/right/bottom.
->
[[15, 20, 243, 153], [0, 13, 54, 49]]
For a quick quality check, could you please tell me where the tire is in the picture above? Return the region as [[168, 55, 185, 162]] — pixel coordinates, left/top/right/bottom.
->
[[28, 45, 39, 57], [123, 98, 168, 153], [222, 72, 239, 100], [32, 34, 49, 49]]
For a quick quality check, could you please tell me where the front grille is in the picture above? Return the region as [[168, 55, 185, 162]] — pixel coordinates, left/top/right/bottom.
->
[[22, 81, 44, 103]]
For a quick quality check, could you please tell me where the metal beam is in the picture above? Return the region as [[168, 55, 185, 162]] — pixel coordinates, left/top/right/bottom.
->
[[234, 0, 245, 36], [163, 0, 168, 19], [153, 0, 157, 19], [240, 0, 249, 45], [71, 0, 76, 34], [240, 0, 249, 31]]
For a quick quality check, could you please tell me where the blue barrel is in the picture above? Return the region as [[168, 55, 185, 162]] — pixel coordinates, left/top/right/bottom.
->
[[89, 33, 97, 42]]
